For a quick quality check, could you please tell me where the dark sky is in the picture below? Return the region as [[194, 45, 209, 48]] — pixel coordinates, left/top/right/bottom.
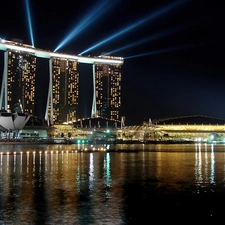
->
[[0, 0, 224, 125]]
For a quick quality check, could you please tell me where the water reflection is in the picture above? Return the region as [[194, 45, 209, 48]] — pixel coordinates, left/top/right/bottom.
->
[[0, 143, 225, 223], [195, 143, 216, 186]]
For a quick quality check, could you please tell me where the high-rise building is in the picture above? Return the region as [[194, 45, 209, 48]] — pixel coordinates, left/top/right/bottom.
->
[[0, 47, 36, 114], [46, 58, 79, 124], [0, 39, 124, 126], [91, 55, 122, 121]]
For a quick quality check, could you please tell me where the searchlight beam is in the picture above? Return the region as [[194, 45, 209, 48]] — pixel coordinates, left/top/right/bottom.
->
[[80, 0, 188, 55]]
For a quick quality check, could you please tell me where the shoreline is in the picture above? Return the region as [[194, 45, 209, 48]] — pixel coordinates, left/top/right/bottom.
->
[[0, 139, 212, 145]]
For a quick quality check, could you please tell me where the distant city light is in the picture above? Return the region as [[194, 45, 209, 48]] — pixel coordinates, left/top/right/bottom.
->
[[79, 0, 188, 55], [54, 0, 118, 52], [25, 0, 34, 47]]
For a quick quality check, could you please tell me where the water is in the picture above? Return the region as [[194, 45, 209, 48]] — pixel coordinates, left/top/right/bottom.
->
[[0, 143, 225, 224]]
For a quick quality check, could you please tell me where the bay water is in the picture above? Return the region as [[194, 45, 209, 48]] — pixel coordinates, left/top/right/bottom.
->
[[0, 143, 224, 224]]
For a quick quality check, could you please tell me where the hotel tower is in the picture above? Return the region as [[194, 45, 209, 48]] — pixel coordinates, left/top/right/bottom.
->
[[92, 55, 122, 121], [0, 39, 124, 125], [46, 58, 79, 125], [0, 40, 36, 115]]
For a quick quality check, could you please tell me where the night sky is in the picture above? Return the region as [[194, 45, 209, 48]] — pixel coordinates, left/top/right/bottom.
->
[[0, 0, 224, 125]]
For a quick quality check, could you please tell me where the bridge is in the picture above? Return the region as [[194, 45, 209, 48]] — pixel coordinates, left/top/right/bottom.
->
[[51, 115, 225, 143], [0, 39, 123, 64]]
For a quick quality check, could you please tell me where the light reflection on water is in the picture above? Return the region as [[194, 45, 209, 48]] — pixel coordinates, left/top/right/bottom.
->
[[0, 143, 225, 224]]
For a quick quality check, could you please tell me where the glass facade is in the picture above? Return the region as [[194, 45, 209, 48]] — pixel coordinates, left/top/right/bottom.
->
[[7, 50, 36, 114], [0, 40, 123, 126], [95, 55, 122, 121], [52, 58, 79, 124]]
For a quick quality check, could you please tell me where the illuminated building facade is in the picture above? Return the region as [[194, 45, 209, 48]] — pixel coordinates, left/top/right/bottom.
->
[[49, 58, 79, 124], [92, 55, 122, 121], [0, 39, 124, 126], [0, 48, 36, 115]]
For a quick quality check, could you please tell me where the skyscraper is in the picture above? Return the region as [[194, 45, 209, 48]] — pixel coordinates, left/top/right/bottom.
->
[[92, 55, 122, 121], [0, 42, 36, 114], [0, 39, 124, 126], [46, 58, 79, 125]]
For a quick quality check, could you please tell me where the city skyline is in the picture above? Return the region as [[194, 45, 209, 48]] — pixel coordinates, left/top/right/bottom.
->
[[0, 0, 224, 125]]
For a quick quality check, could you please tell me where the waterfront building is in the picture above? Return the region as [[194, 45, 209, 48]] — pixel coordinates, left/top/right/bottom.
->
[[92, 55, 122, 121], [121, 115, 225, 143], [1, 39, 225, 144], [0, 110, 30, 138], [46, 58, 79, 125], [0, 39, 124, 127], [0, 39, 36, 115]]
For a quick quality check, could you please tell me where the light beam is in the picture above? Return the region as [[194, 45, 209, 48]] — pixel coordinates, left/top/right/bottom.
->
[[79, 0, 188, 55], [124, 43, 200, 59], [54, 0, 117, 52], [25, 0, 34, 47], [101, 25, 186, 56], [104, 17, 210, 56]]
